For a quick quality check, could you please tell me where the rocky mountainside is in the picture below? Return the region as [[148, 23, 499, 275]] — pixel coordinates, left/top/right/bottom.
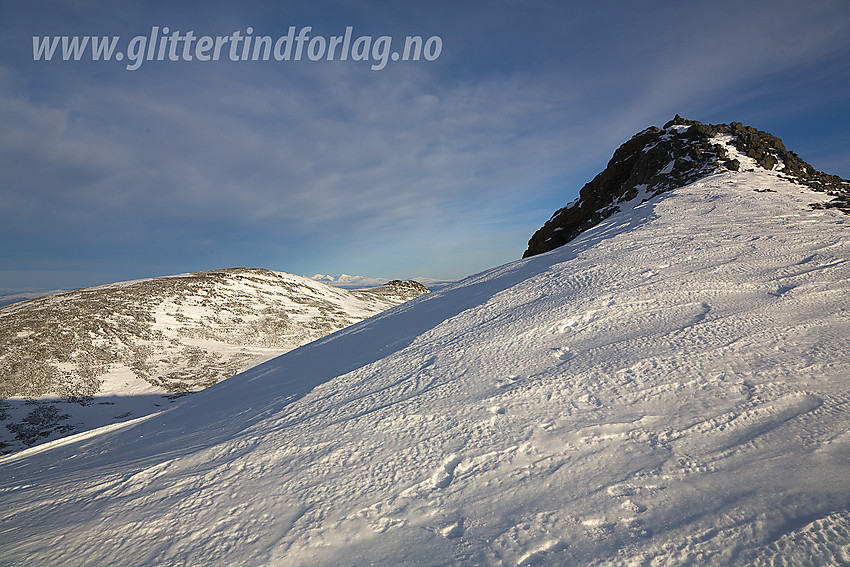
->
[[524, 115, 850, 258], [0, 268, 428, 452]]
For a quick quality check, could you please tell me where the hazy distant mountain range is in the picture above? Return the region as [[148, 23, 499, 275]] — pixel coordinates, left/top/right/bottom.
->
[[0, 290, 66, 307]]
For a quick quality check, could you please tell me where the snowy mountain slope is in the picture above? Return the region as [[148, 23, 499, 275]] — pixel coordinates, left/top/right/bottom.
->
[[0, 269, 428, 453], [2, 139, 850, 566]]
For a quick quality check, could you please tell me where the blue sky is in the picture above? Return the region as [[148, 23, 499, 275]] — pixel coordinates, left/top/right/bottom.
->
[[1, 1, 849, 292]]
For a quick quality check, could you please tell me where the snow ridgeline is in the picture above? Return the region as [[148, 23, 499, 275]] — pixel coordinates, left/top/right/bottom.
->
[[2, 168, 850, 565]]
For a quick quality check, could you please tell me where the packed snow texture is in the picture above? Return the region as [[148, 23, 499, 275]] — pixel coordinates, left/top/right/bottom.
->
[[1, 167, 850, 566]]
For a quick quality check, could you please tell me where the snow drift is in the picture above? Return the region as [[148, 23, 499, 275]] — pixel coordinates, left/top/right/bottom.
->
[[1, 122, 850, 566]]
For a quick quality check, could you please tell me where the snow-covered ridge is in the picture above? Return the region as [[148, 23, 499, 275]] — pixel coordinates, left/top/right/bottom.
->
[[524, 115, 850, 258], [1, 167, 848, 566], [0, 268, 429, 453]]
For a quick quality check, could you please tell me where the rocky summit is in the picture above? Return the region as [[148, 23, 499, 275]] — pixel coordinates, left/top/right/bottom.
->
[[524, 115, 850, 258]]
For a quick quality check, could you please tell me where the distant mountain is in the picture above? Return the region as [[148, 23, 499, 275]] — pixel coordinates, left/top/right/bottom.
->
[[524, 115, 850, 257], [0, 268, 428, 452], [312, 273, 368, 286], [0, 289, 66, 307]]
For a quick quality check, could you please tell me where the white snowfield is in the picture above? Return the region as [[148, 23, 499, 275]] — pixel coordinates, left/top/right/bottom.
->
[[2, 167, 850, 566]]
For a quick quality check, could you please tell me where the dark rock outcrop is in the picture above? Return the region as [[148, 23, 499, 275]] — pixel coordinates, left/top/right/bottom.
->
[[385, 279, 431, 293], [523, 115, 850, 258], [352, 280, 431, 302]]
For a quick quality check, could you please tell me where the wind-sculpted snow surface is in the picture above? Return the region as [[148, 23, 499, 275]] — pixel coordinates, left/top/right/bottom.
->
[[2, 168, 850, 566]]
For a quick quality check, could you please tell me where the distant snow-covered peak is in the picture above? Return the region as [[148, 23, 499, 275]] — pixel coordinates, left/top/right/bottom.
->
[[311, 273, 375, 287]]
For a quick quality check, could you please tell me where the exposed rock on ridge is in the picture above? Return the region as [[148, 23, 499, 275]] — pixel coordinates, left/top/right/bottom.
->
[[359, 279, 431, 300], [524, 115, 850, 258]]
